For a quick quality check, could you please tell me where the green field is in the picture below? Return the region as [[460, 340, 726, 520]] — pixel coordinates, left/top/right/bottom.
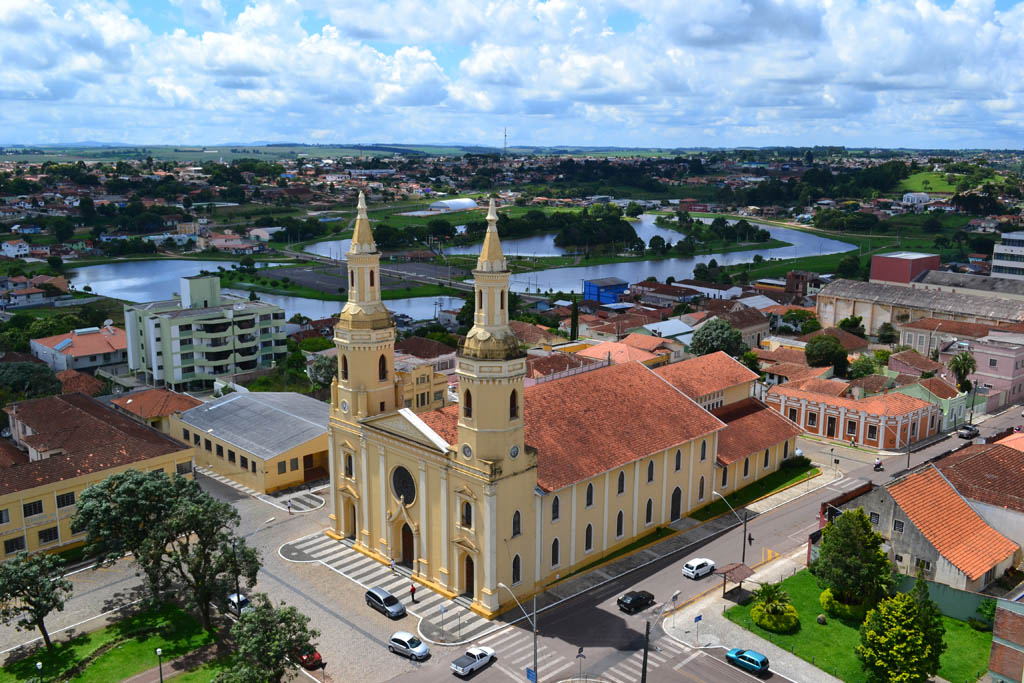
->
[[897, 171, 958, 194], [725, 570, 992, 683]]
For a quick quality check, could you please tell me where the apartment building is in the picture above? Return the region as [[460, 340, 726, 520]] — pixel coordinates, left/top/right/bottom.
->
[[991, 230, 1024, 281], [124, 276, 287, 390]]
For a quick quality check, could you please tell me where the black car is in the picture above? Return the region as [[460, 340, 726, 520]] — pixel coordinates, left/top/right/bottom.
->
[[617, 590, 655, 614]]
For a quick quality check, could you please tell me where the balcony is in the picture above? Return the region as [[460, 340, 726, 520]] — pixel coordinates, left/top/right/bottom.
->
[[198, 322, 231, 334], [235, 318, 256, 330], [238, 334, 257, 344]]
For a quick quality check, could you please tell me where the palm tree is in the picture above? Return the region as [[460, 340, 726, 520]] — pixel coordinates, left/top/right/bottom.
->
[[949, 350, 977, 392], [751, 582, 791, 616]]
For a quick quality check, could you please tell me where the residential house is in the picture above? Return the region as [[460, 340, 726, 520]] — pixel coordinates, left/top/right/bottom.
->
[[883, 376, 969, 432], [632, 318, 694, 347], [797, 327, 870, 355], [619, 333, 686, 363], [7, 288, 47, 308], [897, 318, 995, 356], [763, 362, 831, 387], [524, 353, 605, 385], [674, 280, 744, 300], [936, 443, 1024, 547], [576, 340, 667, 367], [31, 326, 128, 372], [0, 393, 194, 560], [509, 320, 563, 347], [55, 369, 105, 396], [170, 392, 329, 494], [110, 388, 203, 435], [888, 350, 953, 383], [939, 331, 1024, 411], [394, 337, 457, 375], [2, 240, 29, 258], [700, 302, 770, 350]]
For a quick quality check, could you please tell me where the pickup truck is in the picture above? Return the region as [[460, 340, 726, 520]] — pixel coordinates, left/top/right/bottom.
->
[[450, 646, 495, 677]]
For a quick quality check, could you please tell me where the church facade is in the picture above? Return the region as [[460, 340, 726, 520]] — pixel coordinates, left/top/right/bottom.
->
[[326, 194, 800, 618]]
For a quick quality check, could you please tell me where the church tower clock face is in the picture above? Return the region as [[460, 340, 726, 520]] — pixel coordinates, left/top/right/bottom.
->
[[391, 466, 416, 505]]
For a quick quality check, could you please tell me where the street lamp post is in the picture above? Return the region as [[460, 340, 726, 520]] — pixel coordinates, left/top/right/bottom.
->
[[640, 590, 680, 683], [231, 538, 242, 615], [498, 583, 537, 682], [156, 648, 164, 683], [712, 490, 749, 565], [35, 661, 41, 683]]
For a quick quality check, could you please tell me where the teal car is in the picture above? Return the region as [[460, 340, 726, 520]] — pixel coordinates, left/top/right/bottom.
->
[[726, 648, 769, 674]]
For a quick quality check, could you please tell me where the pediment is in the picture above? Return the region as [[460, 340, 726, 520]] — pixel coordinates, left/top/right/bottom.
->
[[364, 409, 448, 453], [453, 536, 479, 554]]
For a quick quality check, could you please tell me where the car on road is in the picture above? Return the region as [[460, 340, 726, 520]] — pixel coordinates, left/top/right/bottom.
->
[[450, 646, 495, 676], [726, 648, 769, 674], [388, 631, 430, 661], [617, 590, 655, 614], [226, 592, 252, 615], [682, 558, 716, 579], [293, 645, 323, 669], [958, 425, 980, 439], [367, 587, 407, 618]]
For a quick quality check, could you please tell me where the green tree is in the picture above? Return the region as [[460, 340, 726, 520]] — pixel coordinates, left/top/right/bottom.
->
[[837, 253, 862, 279], [648, 235, 667, 254], [876, 322, 898, 345], [740, 350, 761, 374], [848, 355, 877, 380], [0, 551, 73, 649], [751, 582, 791, 616], [46, 255, 64, 273], [79, 195, 96, 222], [239, 255, 256, 273], [0, 363, 61, 397], [625, 201, 643, 218], [949, 350, 976, 392], [309, 354, 337, 386], [910, 573, 946, 676], [815, 508, 895, 606], [857, 593, 931, 683], [298, 336, 332, 352], [922, 216, 943, 234], [801, 318, 823, 335], [216, 594, 320, 683], [837, 315, 866, 338], [52, 219, 74, 243], [805, 334, 848, 376], [688, 318, 748, 358]]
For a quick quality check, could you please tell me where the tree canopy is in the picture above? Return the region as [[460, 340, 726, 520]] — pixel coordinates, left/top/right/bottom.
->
[[837, 315, 866, 338], [857, 592, 932, 683], [216, 594, 320, 682], [804, 334, 849, 376], [688, 318, 748, 358], [815, 508, 895, 606], [0, 551, 73, 648]]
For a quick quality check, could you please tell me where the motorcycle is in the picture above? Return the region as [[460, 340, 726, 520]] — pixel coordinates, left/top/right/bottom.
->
[[873, 462, 885, 472]]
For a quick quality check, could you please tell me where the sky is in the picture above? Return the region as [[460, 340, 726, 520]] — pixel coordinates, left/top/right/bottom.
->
[[2, 0, 1024, 149]]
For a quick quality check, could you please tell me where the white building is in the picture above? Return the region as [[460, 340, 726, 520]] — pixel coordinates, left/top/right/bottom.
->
[[992, 231, 1024, 281], [429, 198, 478, 212], [2, 240, 30, 258], [902, 192, 930, 205]]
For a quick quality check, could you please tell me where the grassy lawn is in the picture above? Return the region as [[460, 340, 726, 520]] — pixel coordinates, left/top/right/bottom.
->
[[173, 654, 237, 682], [897, 171, 957, 194], [725, 570, 992, 683], [548, 526, 677, 586], [0, 603, 214, 683], [690, 465, 820, 522]]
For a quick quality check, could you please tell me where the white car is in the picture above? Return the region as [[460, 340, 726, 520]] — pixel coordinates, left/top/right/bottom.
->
[[682, 557, 716, 579], [450, 646, 496, 677], [388, 631, 430, 661]]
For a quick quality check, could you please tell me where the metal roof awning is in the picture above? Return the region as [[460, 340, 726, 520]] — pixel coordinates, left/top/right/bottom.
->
[[715, 562, 755, 596]]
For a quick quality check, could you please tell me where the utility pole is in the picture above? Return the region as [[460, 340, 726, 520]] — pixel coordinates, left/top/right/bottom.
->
[[532, 596, 538, 683], [742, 510, 748, 565], [640, 620, 651, 683]]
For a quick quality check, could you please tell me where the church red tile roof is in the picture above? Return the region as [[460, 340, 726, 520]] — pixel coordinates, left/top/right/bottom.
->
[[576, 341, 658, 364], [888, 466, 1018, 581], [711, 398, 802, 466], [419, 362, 725, 492], [654, 351, 758, 397]]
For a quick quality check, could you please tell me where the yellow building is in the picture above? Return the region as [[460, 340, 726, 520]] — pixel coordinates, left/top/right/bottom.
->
[[0, 393, 194, 560], [170, 392, 329, 494], [396, 362, 449, 413], [110, 387, 203, 435], [325, 195, 799, 619]]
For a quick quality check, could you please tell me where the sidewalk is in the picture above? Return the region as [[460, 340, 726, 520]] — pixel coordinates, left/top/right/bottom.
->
[[661, 548, 842, 683], [122, 642, 227, 683]]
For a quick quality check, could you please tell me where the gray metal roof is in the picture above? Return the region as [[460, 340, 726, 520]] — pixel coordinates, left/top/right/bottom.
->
[[179, 392, 328, 460], [914, 270, 1024, 296], [819, 278, 1024, 322], [586, 277, 628, 287]]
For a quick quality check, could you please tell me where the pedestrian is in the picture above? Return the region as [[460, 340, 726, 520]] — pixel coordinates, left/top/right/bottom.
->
[[410, 584, 416, 603], [287, 500, 292, 515], [389, 558, 395, 574]]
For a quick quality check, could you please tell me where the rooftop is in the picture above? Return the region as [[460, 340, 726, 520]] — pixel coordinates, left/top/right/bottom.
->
[[817, 279, 1024, 322], [899, 318, 996, 338], [32, 327, 127, 357], [888, 466, 1018, 581], [56, 369, 105, 396], [178, 392, 329, 461], [111, 388, 203, 419], [577, 341, 658, 364], [914, 270, 1024, 296], [879, 251, 937, 260], [655, 351, 758, 397], [889, 350, 945, 374], [711, 398, 802, 465], [937, 443, 1024, 515], [797, 327, 870, 351], [768, 383, 933, 416], [394, 336, 456, 359]]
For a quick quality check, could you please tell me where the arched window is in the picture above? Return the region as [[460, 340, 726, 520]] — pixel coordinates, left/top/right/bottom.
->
[[462, 502, 472, 528], [345, 454, 354, 478], [378, 354, 387, 381], [500, 290, 505, 310], [478, 289, 483, 311], [645, 498, 653, 525], [743, 457, 750, 477], [783, 441, 789, 459], [585, 483, 594, 507], [512, 510, 521, 537], [464, 390, 472, 418], [512, 554, 521, 584], [341, 355, 349, 381], [510, 389, 518, 419], [585, 524, 593, 552], [647, 461, 655, 483], [369, 269, 375, 287], [763, 448, 770, 468], [616, 510, 624, 538], [721, 465, 728, 487], [349, 271, 354, 286], [700, 440, 707, 461], [551, 496, 560, 522], [698, 476, 705, 500], [674, 450, 681, 472], [551, 539, 560, 567]]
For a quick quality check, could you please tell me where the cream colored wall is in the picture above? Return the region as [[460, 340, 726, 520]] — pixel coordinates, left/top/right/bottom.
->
[[717, 438, 794, 495], [723, 381, 753, 406], [0, 448, 194, 560]]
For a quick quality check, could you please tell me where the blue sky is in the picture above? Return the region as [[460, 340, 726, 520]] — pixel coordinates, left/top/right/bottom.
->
[[2, 0, 1023, 148]]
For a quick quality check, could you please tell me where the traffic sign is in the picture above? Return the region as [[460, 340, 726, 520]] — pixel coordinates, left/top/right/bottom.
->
[[694, 614, 702, 623], [439, 604, 446, 614], [526, 667, 536, 682]]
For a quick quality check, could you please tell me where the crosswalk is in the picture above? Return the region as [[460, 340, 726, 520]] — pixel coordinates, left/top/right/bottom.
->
[[195, 465, 260, 497], [476, 623, 576, 682], [285, 533, 499, 645], [828, 475, 867, 493], [601, 636, 690, 683], [195, 465, 325, 513]]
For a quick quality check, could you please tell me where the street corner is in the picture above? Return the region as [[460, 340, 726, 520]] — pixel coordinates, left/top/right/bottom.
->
[[278, 532, 326, 563]]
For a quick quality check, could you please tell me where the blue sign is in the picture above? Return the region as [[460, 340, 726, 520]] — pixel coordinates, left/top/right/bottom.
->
[[526, 667, 536, 682], [694, 614, 702, 623]]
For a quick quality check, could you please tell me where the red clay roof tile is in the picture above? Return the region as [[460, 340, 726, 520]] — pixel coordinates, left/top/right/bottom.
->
[[654, 351, 758, 397], [711, 398, 802, 465]]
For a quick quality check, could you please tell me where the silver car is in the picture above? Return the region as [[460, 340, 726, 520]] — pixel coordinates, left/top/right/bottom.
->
[[388, 631, 430, 661], [366, 587, 406, 618]]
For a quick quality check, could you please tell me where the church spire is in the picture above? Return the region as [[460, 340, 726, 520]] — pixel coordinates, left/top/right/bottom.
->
[[477, 198, 506, 272], [350, 192, 376, 254]]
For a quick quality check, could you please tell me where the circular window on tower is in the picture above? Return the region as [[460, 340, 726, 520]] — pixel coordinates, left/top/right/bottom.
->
[[391, 466, 416, 505]]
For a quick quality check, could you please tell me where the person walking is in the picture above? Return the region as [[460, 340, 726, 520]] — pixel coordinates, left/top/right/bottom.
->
[[410, 584, 416, 603], [287, 500, 292, 515], [389, 558, 396, 574]]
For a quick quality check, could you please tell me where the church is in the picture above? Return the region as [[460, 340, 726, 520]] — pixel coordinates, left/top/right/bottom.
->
[[326, 193, 801, 619]]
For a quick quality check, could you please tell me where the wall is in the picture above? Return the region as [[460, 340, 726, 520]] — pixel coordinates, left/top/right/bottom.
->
[[968, 499, 1024, 549], [991, 601, 1024, 683], [894, 574, 988, 621]]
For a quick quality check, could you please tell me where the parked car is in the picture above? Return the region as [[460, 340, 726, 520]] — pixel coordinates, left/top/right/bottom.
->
[[682, 558, 716, 579], [958, 425, 980, 439], [293, 645, 322, 670], [450, 646, 495, 677], [226, 592, 252, 615], [389, 631, 430, 661], [367, 587, 407, 618], [617, 590, 655, 614], [725, 648, 770, 674]]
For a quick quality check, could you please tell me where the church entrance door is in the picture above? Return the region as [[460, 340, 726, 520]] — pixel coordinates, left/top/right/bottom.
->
[[670, 487, 682, 521], [463, 555, 475, 598], [400, 524, 414, 566], [345, 500, 356, 539]]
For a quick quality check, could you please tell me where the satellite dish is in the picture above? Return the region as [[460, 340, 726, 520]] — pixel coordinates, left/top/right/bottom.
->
[[233, 303, 245, 311], [103, 319, 113, 327]]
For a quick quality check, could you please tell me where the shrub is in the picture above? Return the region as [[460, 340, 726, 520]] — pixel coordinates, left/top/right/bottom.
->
[[781, 455, 812, 470], [820, 588, 868, 622], [751, 602, 800, 633], [967, 617, 993, 632]]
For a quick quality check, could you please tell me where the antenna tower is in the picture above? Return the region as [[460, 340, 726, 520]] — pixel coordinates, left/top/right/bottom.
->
[[503, 128, 507, 156]]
